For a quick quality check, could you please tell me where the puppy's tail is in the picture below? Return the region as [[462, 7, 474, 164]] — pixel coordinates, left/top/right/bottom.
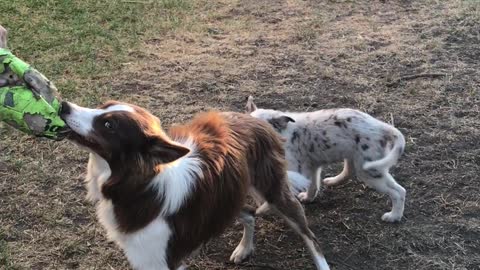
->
[[363, 128, 405, 172], [287, 168, 322, 197]]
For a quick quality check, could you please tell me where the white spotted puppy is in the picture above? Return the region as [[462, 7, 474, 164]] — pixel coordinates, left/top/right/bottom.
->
[[247, 96, 406, 222]]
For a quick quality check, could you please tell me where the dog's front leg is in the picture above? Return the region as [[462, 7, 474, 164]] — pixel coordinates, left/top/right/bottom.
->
[[298, 167, 322, 203], [230, 208, 255, 263]]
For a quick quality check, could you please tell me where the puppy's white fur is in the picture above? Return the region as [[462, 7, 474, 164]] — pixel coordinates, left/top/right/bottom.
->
[[248, 97, 406, 222]]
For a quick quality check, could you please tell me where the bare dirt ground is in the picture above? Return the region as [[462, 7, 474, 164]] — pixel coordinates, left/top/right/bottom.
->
[[1, 0, 479, 269]]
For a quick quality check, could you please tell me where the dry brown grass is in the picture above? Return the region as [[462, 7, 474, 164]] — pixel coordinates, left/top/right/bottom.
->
[[1, 0, 479, 269]]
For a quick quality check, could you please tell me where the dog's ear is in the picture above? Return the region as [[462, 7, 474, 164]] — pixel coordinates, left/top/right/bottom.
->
[[245, 95, 257, 113], [268, 116, 295, 131], [149, 136, 190, 164]]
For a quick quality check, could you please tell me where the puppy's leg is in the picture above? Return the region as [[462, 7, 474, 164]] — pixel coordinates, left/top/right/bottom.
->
[[255, 202, 271, 215], [176, 264, 187, 270], [323, 159, 353, 186], [250, 188, 271, 215], [230, 208, 255, 263], [297, 166, 317, 203], [359, 170, 406, 222]]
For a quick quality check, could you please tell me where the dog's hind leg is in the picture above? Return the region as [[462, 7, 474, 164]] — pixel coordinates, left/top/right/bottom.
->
[[323, 159, 353, 186], [230, 207, 256, 264], [268, 190, 330, 270], [358, 169, 406, 222]]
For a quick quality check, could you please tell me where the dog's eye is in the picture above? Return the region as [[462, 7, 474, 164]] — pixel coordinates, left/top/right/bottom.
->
[[104, 121, 113, 129]]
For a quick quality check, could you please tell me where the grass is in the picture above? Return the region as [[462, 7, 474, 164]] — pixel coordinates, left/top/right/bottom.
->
[[0, 232, 17, 270], [1, 0, 195, 104]]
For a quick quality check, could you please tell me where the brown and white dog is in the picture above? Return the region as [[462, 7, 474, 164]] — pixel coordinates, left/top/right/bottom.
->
[[60, 101, 330, 270]]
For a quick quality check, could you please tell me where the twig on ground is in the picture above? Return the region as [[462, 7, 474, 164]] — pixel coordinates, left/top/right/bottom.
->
[[121, 0, 153, 3], [386, 73, 447, 87], [224, 262, 278, 269], [330, 259, 357, 270]]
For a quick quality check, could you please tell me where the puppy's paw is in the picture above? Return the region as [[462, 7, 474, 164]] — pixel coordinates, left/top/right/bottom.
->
[[381, 212, 402, 223], [255, 203, 270, 215], [230, 244, 253, 264], [323, 177, 340, 186], [297, 192, 314, 203]]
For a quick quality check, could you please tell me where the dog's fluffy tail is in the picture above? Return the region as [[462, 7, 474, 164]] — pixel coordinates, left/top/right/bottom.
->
[[363, 128, 405, 172], [288, 169, 322, 196]]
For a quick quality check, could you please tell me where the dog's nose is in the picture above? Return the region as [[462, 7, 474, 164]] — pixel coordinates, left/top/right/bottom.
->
[[60, 101, 71, 116]]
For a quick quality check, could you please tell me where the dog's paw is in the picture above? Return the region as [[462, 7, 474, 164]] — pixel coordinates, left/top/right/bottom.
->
[[255, 203, 270, 215], [230, 244, 254, 264], [323, 177, 339, 186], [381, 212, 402, 223], [297, 192, 314, 203]]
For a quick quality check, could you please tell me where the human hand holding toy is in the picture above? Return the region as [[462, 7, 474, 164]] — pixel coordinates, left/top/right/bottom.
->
[[0, 25, 70, 140]]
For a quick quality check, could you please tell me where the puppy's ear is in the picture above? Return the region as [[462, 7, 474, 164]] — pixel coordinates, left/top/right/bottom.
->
[[268, 116, 295, 131], [245, 95, 257, 113], [149, 136, 190, 164]]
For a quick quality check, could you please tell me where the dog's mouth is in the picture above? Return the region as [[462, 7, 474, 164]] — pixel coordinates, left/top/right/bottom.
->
[[67, 130, 99, 150]]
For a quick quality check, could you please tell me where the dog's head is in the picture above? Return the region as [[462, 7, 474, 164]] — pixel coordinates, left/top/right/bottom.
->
[[61, 101, 189, 167], [245, 96, 295, 132]]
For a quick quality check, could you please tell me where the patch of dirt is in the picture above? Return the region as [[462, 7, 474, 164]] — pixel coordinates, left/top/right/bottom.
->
[[1, 0, 479, 269]]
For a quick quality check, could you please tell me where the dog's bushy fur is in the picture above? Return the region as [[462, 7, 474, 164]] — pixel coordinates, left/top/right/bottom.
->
[[61, 101, 330, 270]]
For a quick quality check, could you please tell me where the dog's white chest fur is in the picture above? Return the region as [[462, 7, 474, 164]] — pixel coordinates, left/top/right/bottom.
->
[[85, 154, 171, 269], [85, 144, 201, 270]]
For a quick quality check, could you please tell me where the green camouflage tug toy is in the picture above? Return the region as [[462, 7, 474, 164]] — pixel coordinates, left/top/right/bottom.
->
[[0, 48, 70, 140]]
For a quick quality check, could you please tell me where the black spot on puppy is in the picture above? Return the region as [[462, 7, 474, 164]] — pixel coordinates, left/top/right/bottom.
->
[[347, 117, 352, 122], [268, 116, 295, 132], [291, 131, 300, 144], [362, 144, 369, 151], [355, 135, 361, 144], [367, 169, 383, 178], [334, 120, 348, 129], [309, 144, 315, 153], [379, 139, 386, 148], [322, 131, 327, 136]]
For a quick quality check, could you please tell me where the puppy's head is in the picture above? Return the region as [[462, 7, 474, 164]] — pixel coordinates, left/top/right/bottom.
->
[[245, 96, 295, 132], [61, 101, 189, 166]]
